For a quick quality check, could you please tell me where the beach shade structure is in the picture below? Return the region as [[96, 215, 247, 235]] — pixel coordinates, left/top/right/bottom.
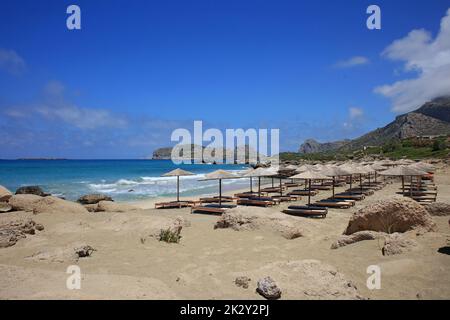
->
[[289, 169, 329, 205], [321, 166, 351, 198], [161, 168, 195, 202], [240, 168, 255, 192], [200, 170, 238, 206], [409, 162, 435, 173], [243, 166, 278, 198], [339, 163, 368, 194], [379, 166, 428, 196]]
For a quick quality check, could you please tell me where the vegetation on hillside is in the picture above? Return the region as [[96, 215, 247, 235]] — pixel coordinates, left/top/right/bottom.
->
[[280, 135, 450, 161]]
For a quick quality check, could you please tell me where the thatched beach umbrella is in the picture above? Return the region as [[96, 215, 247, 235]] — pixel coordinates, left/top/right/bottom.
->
[[240, 168, 255, 192], [409, 162, 435, 173], [289, 169, 329, 205], [321, 166, 351, 198], [243, 166, 277, 198], [162, 168, 195, 202], [201, 170, 238, 206], [379, 166, 428, 196]]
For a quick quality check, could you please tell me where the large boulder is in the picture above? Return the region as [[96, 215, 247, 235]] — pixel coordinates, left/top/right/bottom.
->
[[214, 207, 304, 239], [0, 219, 43, 248], [77, 194, 113, 205], [424, 202, 450, 216], [344, 197, 437, 235], [0, 185, 13, 202], [15, 186, 49, 197], [96, 201, 138, 213], [8, 195, 87, 214], [8, 194, 42, 211]]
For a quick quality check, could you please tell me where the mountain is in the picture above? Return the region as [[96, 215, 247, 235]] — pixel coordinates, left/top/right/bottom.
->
[[298, 139, 350, 154], [298, 96, 450, 154]]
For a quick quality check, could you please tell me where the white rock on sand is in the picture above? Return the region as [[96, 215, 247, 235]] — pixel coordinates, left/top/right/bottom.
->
[[0, 185, 13, 202], [331, 230, 384, 249], [8, 195, 88, 214], [214, 207, 304, 239], [249, 260, 363, 299], [344, 196, 437, 235]]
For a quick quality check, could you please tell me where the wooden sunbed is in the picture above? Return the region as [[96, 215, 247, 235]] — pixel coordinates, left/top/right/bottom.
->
[[237, 199, 274, 207], [346, 188, 375, 196], [283, 205, 328, 218], [288, 189, 319, 196], [155, 200, 198, 209], [334, 193, 366, 201], [283, 183, 300, 188], [271, 195, 298, 202], [191, 203, 237, 214], [260, 187, 286, 193], [199, 197, 235, 204], [313, 200, 352, 209], [234, 192, 262, 198]]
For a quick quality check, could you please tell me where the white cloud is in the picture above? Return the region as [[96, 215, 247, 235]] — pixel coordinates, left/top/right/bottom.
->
[[349, 107, 364, 119], [0, 49, 26, 75], [36, 81, 129, 130], [375, 8, 450, 113], [334, 56, 370, 68]]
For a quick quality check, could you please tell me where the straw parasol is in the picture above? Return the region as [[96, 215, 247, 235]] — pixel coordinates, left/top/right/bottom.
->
[[379, 166, 428, 196], [243, 166, 277, 198], [409, 162, 435, 173], [200, 170, 238, 206], [290, 169, 329, 205], [162, 168, 195, 202], [321, 166, 351, 198], [240, 168, 255, 192]]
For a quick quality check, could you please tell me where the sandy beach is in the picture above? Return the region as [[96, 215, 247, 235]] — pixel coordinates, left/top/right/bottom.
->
[[0, 164, 449, 300]]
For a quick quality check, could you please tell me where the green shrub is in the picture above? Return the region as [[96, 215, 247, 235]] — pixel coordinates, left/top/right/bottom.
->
[[159, 227, 182, 243]]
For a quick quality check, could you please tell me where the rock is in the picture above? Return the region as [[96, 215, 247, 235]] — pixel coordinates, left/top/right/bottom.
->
[[331, 231, 384, 249], [214, 207, 304, 239], [74, 245, 95, 258], [8, 195, 87, 214], [344, 197, 437, 235], [382, 233, 418, 256], [96, 201, 137, 213], [8, 194, 42, 211], [235, 276, 251, 289], [424, 202, 450, 216], [0, 219, 43, 248], [0, 202, 13, 213], [0, 185, 13, 202], [35, 223, 44, 231], [256, 276, 282, 300], [84, 204, 98, 212], [77, 194, 113, 205], [251, 260, 363, 299], [15, 186, 49, 197], [26, 243, 94, 263]]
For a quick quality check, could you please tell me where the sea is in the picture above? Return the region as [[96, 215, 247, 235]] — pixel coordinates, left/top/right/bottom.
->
[[0, 160, 252, 202]]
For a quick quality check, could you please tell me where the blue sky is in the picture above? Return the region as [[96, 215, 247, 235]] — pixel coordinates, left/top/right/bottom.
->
[[1, 0, 450, 159]]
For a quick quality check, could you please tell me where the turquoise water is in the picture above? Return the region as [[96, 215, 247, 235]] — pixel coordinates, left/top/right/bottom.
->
[[0, 160, 250, 201]]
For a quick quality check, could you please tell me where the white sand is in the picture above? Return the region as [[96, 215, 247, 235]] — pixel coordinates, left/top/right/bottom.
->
[[0, 166, 449, 299]]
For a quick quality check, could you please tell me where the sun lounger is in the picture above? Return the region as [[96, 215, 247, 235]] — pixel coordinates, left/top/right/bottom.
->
[[234, 192, 261, 198], [199, 197, 235, 204], [155, 200, 198, 209], [283, 205, 328, 218], [283, 183, 300, 188], [288, 189, 319, 196], [334, 193, 366, 201], [260, 187, 286, 193], [237, 199, 274, 207], [191, 203, 236, 214], [248, 196, 281, 204], [271, 195, 298, 202], [313, 199, 352, 209]]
